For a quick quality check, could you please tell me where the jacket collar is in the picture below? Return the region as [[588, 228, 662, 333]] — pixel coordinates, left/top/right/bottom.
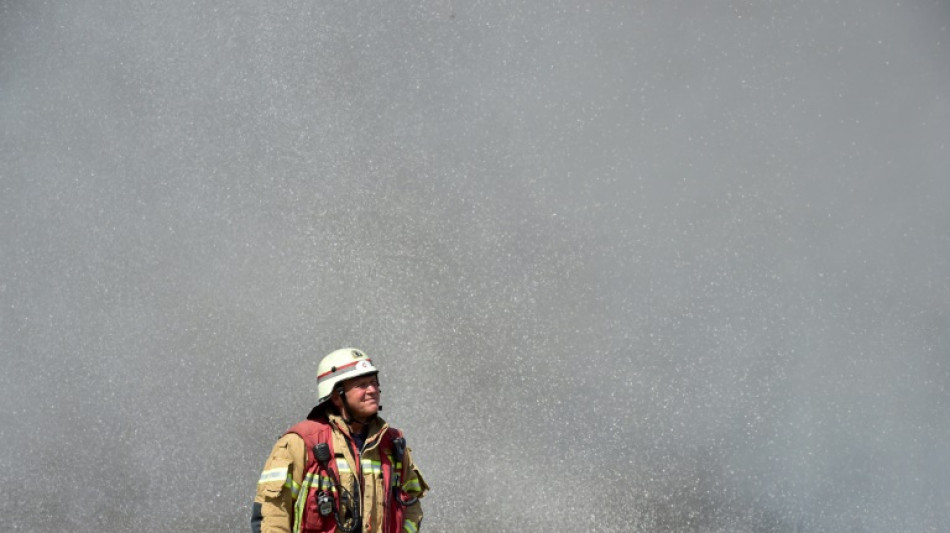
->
[[328, 412, 388, 449]]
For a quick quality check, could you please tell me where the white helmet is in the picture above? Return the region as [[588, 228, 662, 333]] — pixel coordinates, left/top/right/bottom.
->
[[316, 348, 379, 405]]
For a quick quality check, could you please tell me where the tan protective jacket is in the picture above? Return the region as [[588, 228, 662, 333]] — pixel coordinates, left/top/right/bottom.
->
[[254, 413, 427, 533]]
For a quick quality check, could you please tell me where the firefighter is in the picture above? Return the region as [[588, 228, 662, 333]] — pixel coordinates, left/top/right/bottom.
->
[[252, 348, 427, 533]]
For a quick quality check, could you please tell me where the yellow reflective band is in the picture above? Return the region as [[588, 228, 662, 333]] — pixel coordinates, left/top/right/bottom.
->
[[292, 477, 310, 533], [302, 472, 336, 492], [287, 477, 301, 499], [258, 466, 289, 484], [403, 479, 421, 492], [403, 518, 419, 533], [336, 458, 352, 473], [361, 458, 382, 476], [293, 470, 340, 533]]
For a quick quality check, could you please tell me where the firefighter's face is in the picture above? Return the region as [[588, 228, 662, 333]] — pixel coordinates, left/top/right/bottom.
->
[[340, 374, 380, 418]]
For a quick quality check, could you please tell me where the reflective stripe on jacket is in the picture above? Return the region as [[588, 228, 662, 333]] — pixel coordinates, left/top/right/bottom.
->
[[253, 413, 427, 533]]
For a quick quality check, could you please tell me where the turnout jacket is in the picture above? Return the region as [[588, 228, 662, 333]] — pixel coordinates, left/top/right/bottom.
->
[[253, 412, 427, 533]]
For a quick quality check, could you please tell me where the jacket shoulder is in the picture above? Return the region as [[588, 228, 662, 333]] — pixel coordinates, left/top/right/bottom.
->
[[285, 418, 333, 458], [384, 425, 402, 440]]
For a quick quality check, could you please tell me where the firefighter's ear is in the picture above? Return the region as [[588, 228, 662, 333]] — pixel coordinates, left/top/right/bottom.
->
[[329, 388, 344, 409]]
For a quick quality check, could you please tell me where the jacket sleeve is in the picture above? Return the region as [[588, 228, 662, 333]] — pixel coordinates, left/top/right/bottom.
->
[[253, 434, 307, 533], [401, 445, 429, 531]]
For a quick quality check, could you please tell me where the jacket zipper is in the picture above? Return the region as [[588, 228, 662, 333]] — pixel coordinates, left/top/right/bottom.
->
[[342, 421, 389, 532], [347, 434, 363, 531]]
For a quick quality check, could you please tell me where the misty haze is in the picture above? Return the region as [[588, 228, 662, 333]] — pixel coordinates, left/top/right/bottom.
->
[[1, 1, 949, 531]]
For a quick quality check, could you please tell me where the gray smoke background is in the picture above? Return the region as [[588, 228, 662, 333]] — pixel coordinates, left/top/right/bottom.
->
[[2, 1, 949, 531]]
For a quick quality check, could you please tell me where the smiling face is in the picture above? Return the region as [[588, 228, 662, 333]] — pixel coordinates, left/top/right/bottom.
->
[[335, 373, 380, 420]]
